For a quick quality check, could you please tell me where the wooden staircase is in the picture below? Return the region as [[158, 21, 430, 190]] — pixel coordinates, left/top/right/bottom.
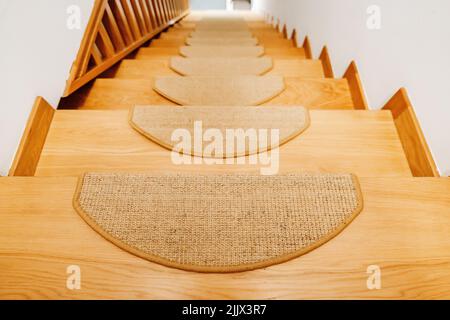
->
[[1, 9, 449, 299]]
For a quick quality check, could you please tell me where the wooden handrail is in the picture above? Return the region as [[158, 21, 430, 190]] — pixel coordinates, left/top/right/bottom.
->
[[64, 0, 189, 96]]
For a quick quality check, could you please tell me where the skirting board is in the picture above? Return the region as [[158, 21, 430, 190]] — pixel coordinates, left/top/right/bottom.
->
[[9, 97, 55, 176], [343, 61, 369, 110], [291, 29, 299, 48], [282, 24, 299, 48], [302, 36, 313, 59], [319, 46, 335, 78]]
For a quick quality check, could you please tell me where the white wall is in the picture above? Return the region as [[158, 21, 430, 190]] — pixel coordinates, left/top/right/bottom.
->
[[190, 0, 227, 10], [0, 0, 94, 176], [253, 0, 450, 176]]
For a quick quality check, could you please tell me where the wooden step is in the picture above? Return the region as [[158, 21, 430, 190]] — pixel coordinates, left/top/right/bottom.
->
[[135, 47, 307, 60], [59, 79, 174, 109], [267, 60, 325, 77], [110, 59, 325, 79], [183, 13, 265, 22], [266, 77, 352, 108], [58, 77, 353, 110], [165, 30, 283, 39], [149, 38, 295, 48], [1, 177, 449, 299], [36, 110, 411, 177], [113, 60, 178, 78], [168, 29, 283, 38], [160, 30, 284, 40], [176, 22, 276, 31]]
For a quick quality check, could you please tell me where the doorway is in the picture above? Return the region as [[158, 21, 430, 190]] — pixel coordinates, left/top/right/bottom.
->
[[227, 0, 252, 11]]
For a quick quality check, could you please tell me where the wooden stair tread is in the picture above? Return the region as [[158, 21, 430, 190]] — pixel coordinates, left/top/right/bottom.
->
[[264, 77, 353, 108], [264, 47, 306, 55], [267, 60, 325, 77], [162, 33, 284, 41], [177, 22, 275, 29], [58, 77, 352, 110], [1, 177, 449, 299], [135, 47, 307, 60], [164, 31, 283, 39], [36, 110, 411, 177], [177, 24, 277, 31], [59, 79, 176, 110], [149, 38, 295, 48], [161, 30, 284, 39], [114, 60, 178, 77], [111, 59, 325, 79]]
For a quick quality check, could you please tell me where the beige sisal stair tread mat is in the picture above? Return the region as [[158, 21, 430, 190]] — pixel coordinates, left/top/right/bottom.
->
[[186, 37, 259, 46], [195, 26, 250, 32], [190, 31, 253, 38], [194, 23, 249, 31], [170, 57, 273, 76], [153, 76, 285, 106], [180, 46, 264, 58], [74, 173, 364, 273], [130, 105, 310, 158]]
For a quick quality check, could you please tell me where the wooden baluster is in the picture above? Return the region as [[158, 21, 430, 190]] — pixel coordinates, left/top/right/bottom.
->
[[111, 0, 134, 45], [166, 0, 172, 20], [131, 0, 148, 35], [91, 43, 104, 65], [173, 0, 178, 16], [74, 0, 108, 79], [160, 0, 169, 24], [146, 0, 159, 28], [138, 0, 153, 32], [96, 22, 116, 58], [150, 0, 163, 26], [179, 0, 184, 14], [168, 0, 175, 20], [172, 0, 178, 16], [103, 3, 126, 51], [157, 0, 168, 24], [120, 0, 142, 40], [174, 0, 180, 17], [166, 0, 173, 22], [65, 0, 189, 96]]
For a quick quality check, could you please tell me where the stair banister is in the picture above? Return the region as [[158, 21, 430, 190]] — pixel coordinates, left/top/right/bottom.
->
[[64, 0, 189, 96]]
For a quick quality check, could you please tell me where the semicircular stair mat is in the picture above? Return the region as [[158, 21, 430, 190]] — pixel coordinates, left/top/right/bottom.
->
[[199, 18, 246, 22], [180, 46, 265, 58], [195, 22, 247, 26], [194, 28, 251, 33], [170, 57, 273, 76], [74, 173, 364, 273], [194, 27, 250, 33], [153, 76, 285, 106], [190, 31, 253, 38], [186, 37, 259, 46], [194, 23, 249, 31], [130, 105, 310, 158]]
